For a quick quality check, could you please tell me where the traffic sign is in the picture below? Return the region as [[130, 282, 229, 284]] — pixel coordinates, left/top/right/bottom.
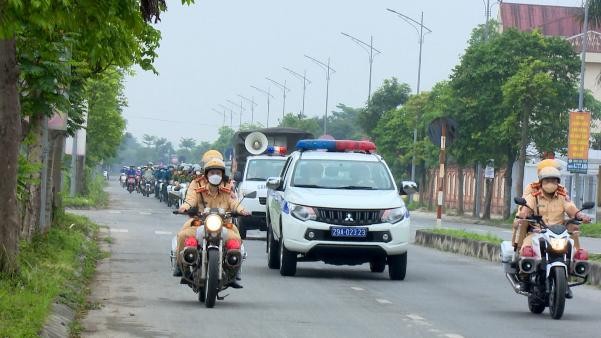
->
[[428, 117, 458, 147]]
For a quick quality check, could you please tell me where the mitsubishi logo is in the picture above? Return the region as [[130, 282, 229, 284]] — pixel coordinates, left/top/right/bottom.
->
[[344, 213, 354, 222]]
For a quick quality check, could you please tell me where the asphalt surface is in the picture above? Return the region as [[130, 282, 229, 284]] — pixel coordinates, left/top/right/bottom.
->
[[74, 180, 601, 338]]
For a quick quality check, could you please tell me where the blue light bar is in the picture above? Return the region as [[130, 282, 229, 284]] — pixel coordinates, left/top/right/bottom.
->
[[296, 139, 336, 151]]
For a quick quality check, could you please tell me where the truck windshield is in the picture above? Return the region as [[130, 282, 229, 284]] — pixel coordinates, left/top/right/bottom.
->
[[291, 159, 394, 190], [245, 159, 287, 181]]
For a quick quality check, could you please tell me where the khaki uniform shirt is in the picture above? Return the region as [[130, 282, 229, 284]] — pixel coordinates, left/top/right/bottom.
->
[[518, 188, 579, 225], [183, 177, 243, 214]]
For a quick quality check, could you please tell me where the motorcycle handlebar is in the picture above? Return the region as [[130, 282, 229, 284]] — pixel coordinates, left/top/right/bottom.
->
[[172, 210, 251, 217]]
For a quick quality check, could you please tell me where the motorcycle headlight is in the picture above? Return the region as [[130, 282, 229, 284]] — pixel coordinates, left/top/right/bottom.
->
[[549, 238, 568, 252], [205, 214, 223, 232], [289, 203, 317, 222], [381, 206, 408, 224]]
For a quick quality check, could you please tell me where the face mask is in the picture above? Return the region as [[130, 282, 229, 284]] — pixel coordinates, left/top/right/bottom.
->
[[208, 174, 222, 186], [542, 182, 558, 194]]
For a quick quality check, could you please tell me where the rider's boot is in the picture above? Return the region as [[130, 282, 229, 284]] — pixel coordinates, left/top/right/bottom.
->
[[566, 286, 573, 299], [229, 270, 243, 288]]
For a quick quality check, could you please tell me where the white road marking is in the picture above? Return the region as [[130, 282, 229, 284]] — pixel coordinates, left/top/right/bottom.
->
[[108, 210, 122, 214], [407, 314, 425, 321], [502, 230, 513, 234], [139, 212, 152, 215], [350, 286, 365, 291], [375, 299, 392, 304], [155, 231, 172, 235], [444, 334, 465, 338], [110, 228, 128, 233]]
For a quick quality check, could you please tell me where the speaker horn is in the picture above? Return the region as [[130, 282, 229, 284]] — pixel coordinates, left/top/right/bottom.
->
[[245, 132, 268, 155]]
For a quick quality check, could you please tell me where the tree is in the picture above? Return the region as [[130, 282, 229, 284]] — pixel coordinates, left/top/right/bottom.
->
[[327, 104, 366, 140], [0, 0, 193, 274], [358, 78, 411, 137], [278, 113, 322, 137], [212, 126, 235, 155]]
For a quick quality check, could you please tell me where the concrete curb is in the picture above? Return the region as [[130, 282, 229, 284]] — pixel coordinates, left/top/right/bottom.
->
[[414, 229, 601, 287]]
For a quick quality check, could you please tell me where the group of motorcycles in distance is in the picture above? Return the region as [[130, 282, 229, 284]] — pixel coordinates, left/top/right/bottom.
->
[[118, 165, 196, 209]]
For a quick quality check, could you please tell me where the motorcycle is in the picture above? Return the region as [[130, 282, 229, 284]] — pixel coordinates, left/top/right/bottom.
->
[[170, 191, 256, 308], [501, 197, 593, 320], [135, 175, 142, 193], [127, 175, 136, 193], [120, 174, 127, 188], [144, 179, 153, 197]]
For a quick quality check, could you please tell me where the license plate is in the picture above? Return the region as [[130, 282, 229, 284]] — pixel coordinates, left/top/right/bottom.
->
[[330, 227, 367, 238]]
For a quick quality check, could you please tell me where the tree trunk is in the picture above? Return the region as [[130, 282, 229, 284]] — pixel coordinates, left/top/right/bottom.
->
[[418, 160, 427, 208], [427, 168, 435, 211], [482, 178, 494, 220], [503, 150, 516, 220], [0, 38, 22, 275], [457, 165, 465, 216], [472, 163, 479, 217], [20, 114, 43, 240], [515, 108, 529, 199]]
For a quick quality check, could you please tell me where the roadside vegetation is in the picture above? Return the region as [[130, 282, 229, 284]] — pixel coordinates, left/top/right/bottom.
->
[[0, 213, 102, 337], [580, 223, 601, 238], [62, 175, 109, 209], [428, 228, 503, 245]]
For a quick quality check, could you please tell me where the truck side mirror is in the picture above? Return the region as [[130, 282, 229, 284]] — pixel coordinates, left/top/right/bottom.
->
[[266, 177, 282, 190], [399, 181, 418, 195]]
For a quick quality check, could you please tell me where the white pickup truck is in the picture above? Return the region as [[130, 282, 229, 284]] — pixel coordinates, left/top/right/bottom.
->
[[234, 155, 288, 238]]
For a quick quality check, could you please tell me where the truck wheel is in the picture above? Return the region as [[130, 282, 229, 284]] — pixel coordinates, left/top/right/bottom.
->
[[370, 258, 386, 273], [279, 238, 297, 277], [388, 252, 407, 281], [267, 226, 280, 269]]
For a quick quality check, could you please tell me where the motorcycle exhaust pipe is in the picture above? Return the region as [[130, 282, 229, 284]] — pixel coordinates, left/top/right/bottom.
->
[[225, 249, 242, 268], [505, 273, 530, 296], [180, 247, 199, 265], [573, 261, 590, 278], [519, 258, 537, 274]]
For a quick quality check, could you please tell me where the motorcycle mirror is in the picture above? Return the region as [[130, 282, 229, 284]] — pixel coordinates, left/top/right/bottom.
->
[[514, 197, 527, 206], [581, 202, 595, 210]]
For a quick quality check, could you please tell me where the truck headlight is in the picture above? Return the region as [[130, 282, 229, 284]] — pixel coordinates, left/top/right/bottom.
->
[[205, 214, 223, 232], [289, 203, 317, 222], [381, 206, 408, 224]]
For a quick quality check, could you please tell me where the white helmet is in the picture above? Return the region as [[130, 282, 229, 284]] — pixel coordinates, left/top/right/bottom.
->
[[538, 167, 561, 182]]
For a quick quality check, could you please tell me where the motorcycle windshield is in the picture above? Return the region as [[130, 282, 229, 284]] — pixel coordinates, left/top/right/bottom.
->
[[547, 224, 567, 235]]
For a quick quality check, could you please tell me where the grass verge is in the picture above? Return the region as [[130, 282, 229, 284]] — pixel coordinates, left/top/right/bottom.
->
[[63, 175, 109, 209], [428, 228, 503, 245], [0, 212, 102, 337], [580, 223, 601, 238], [589, 253, 601, 263]]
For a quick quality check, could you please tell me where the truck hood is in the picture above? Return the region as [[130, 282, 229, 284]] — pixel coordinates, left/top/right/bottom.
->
[[239, 181, 268, 198], [286, 188, 403, 209]]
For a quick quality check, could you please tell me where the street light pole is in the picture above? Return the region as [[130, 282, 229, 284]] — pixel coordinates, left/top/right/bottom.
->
[[226, 99, 245, 129], [266, 77, 290, 122], [218, 104, 234, 129], [237, 94, 258, 124], [211, 108, 226, 126], [283, 67, 311, 117], [341, 32, 382, 103], [251, 85, 275, 127], [305, 54, 336, 135], [387, 8, 432, 185]]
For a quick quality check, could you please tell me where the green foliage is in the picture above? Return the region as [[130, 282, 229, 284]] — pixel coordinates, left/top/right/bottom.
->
[[428, 228, 503, 245], [62, 174, 108, 208], [327, 104, 366, 140], [86, 69, 127, 166], [212, 126, 236, 155], [580, 223, 601, 238], [279, 113, 323, 137], [0, 213, 101, 337], [16, 153, 41, 203], [359, 78, 411, 137]]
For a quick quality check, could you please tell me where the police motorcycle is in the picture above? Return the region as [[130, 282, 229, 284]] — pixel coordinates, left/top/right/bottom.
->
[[170, 191, 256, 308], [120, 172, 127, 188], [501, 197, 593, 320], [126, 175, 136, 193]]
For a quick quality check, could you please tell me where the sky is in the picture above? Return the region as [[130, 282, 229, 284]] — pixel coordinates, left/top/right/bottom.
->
[[122, 0, 584, 147]]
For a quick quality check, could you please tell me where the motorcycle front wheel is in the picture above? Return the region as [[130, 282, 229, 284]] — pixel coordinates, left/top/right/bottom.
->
[[549, 266, 566, 320], [204, 248, 220, 308]]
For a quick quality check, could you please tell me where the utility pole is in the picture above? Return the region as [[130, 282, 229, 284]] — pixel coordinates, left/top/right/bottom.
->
[[70, 129, 78, 197], [251, 85, 275, 127], [283, 66, 311, 117], [387, 8, 432, 189], [305, 54, 335, 135], [237, 94, 258, 124], [266, 77, 290, 122], [218, 104, 234, 129], [226, 99, 245, 129], [341, 32, 382, 103], [575, 0, 590, 208]]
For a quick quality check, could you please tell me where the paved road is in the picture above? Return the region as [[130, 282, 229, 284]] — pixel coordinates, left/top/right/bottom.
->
[[75, 180, 601, 338]]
